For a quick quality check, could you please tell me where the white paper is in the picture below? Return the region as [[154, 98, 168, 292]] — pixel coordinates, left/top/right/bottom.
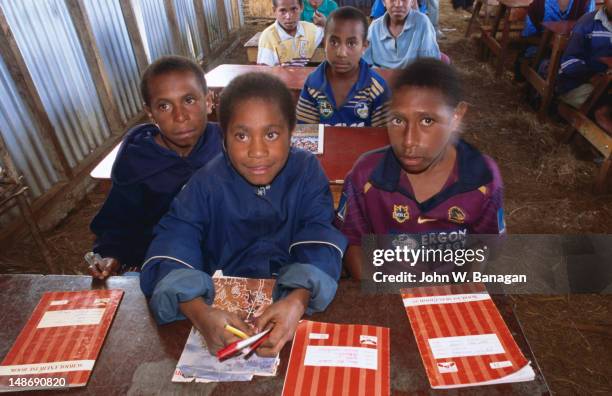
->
[[403, 293, 490, 307], [37, 308, 105, 328], [304, 346, 378, 370], [309, 333, 329, 340], [428, 334, 504, 359]]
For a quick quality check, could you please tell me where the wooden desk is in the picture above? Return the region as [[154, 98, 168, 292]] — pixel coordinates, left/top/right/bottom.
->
[[465, 0, 500, 37], [244, 31, 325, 64], [479, 0, 532, 76], [206, 64, 395, 94], [521, 20, 576, 121], [558, 59, 612, 192], [0, 275, 551, 394], [89, 126, 389, 188]]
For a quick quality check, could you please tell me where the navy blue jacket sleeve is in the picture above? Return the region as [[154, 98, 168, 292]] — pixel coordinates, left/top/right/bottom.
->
[[276, 155, 347, 314], [139, 174, 213, 323], [90, 182, 149, 268]]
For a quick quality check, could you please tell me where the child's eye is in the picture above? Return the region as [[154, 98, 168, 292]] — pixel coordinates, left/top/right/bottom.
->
[[158, 103, 170, 112], [185, 96, 196, 104], [234, 132, 248, 142], [265, 131, 280, 141], [388, 117, 405, 127], [420, 117, 435, 126]]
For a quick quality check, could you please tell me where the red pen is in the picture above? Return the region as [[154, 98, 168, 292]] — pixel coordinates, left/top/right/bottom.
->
[[242, 332, 271, 358], [216, 328, 271, 360]]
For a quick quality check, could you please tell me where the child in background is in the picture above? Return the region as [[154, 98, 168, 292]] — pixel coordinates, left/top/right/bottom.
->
[[363, 0, 440, 69], [140, 73, 346, 356], [335, 59, 504, 279], [301, 0, 339, 27], [557, 0, 612, 133], [297, 7, 391, 127], [522, 0, 594, 38], [258, 0, 324, 66], [88, 55, 222, 280]]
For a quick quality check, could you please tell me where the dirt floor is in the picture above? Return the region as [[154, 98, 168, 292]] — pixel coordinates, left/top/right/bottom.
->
[[1, 3, 611, 394]]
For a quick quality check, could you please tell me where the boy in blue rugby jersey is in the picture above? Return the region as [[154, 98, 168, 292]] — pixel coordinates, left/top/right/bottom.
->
[[296, 7, 391, 127], [140, 73, 347, 357]]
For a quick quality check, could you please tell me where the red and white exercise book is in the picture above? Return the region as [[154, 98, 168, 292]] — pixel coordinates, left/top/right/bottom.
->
[[401, 283, 535, 389], [0, 290, 123, 391], [282, 320, 390, 396]]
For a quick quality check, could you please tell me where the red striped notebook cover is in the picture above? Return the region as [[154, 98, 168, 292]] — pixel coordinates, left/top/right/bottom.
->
[[282, 320, 390, 396], [0, 290, 123, 391], [401, 283, 534, 389]]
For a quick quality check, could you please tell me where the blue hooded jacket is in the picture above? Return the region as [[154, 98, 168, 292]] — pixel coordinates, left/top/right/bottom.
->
[[90, 122, 223, 269], [139, 148, 347, 324]]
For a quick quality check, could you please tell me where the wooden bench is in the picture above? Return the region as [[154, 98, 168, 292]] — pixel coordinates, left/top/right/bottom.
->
[[520, 20, 576, 121], [479, 0, 532, 76], [558, 57, 612, 193], [465, 0, 500, 37], [244, 31, 325, 64]]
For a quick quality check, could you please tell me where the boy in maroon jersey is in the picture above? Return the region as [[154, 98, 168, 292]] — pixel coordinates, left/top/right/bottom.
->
[[335, 59, 505, 279]]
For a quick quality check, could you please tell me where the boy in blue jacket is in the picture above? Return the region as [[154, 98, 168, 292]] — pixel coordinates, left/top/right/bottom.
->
[[557, 0, 612, 133], [140, 73, 346, 357], [88, 56, 222, 279]]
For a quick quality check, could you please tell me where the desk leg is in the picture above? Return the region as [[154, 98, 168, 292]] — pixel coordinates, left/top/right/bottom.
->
[[465, 0, 483, 37], [539, 33, 564, 121], [495, 9, 511, 77]]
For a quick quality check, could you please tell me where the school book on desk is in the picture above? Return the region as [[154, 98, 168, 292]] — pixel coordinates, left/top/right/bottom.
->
[[401, 283, 535, 389], [282, 320, 390, 396], [172, 275, 279, 383], [0, 289, 123, 392], [291, 124, 324, 154]]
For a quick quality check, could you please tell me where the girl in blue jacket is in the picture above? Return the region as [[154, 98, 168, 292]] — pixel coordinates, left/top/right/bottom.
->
[[140, 73, 347, 357]]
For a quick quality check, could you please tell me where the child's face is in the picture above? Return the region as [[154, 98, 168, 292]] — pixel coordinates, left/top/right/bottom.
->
[[225, 98, 291, 186], [325, 19, 367, 75], [308, 0, 323, 7], [387, 86, 466, 174], [274, 0, 303, 34], [384, 0, 411, 22], [145, 70, 212, 152]]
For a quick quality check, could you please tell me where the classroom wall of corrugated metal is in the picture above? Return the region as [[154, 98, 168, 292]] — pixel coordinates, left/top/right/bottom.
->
[[0, 0, 243, 236]]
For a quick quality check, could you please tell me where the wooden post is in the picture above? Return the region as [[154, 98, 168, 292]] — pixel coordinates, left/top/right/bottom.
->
[[216, 0, 230, 38], [119, 0, 149, 74], [0, 7, 72, 179], [193, 0, 212, 61], [164, 0, 188, 57], [65, 0, 125, 132]]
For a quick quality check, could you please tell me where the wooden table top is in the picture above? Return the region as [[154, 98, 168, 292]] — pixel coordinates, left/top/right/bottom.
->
[[0, 275, 551, 395], [205, 64, 396, 91], [90, 126, 390, 182], [498, 0, 532, 8]]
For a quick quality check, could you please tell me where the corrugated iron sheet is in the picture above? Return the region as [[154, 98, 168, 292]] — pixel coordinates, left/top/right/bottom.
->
[[131, 0, 176, 62], [1, 0, 112, 169], [83, 0, 142, 124], [173, 0, 203, 60], [202, 0, 224, 51], [0, 54, 61, 198], [224, 0, 244, 33]]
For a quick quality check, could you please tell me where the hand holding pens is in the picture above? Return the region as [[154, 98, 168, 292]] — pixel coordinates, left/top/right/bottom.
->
[[217, 326, 271, 360]]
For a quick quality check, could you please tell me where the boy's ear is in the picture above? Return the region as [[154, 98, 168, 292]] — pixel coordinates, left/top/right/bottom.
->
[[144, 104, 154, 121], [205, 91, 214, 115], [452, 101, 468, 126], [362, 38, 369, 52]]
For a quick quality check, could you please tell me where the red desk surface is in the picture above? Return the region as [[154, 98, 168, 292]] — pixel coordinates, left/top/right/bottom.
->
[[0, 275, 551, 395], [320, 126, 389, 182], [205, 64, 396, 91]]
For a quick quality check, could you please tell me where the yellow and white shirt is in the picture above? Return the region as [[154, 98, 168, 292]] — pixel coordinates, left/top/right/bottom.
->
[[257, 21, 324, 66]]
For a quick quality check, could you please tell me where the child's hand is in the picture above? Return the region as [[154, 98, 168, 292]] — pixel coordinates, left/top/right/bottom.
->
[[312, 10, 326, 27], [180, 298, 252, 354], [253, 289, 310, 357], [88, 256, 120, 280]]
